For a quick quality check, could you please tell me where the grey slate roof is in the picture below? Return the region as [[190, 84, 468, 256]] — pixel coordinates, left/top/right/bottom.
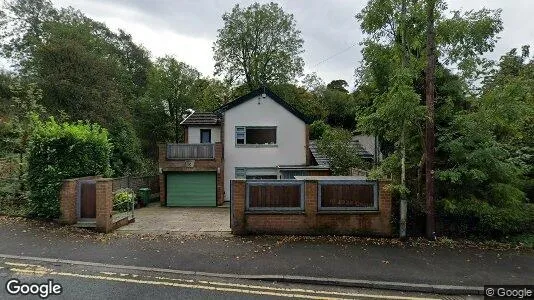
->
[[180, 112, 221, 126], [309, 136, 377, 167]]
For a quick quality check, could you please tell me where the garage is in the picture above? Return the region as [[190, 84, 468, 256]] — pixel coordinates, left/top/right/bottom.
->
[[166, 172, 216, 207]]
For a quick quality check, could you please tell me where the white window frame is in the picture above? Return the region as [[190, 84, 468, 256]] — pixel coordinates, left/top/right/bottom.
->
[[235, 126, 277, 147]]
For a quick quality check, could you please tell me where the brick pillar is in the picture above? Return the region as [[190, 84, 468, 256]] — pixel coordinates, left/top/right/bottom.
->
[[159, 173, 166, 206], [230, 180, 246, 235], [95, 179, 113, 233], [59, 179, 77, 224], [378, 180, 393, 236], [304, 181, 318, 229]]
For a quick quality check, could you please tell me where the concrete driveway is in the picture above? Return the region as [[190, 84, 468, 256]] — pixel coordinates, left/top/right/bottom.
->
[[116, 203, 231, 235]]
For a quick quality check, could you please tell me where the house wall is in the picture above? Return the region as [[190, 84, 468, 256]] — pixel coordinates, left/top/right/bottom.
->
[[158, 143, 224, 206], [223, 95, 307, 200], [187, 126, 221, 143]]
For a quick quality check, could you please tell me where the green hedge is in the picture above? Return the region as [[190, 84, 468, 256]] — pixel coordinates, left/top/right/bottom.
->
[[27, 118, 112, 218], [440, 198, 534, 238]]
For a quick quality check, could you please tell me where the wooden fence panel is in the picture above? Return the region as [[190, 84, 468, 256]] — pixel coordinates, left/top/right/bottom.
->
[[319, 181, 378, 210], [246, 181, 304, 210], [167, 144, 214, 160]]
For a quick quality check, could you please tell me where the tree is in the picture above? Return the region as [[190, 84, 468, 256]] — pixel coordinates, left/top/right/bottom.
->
[[213, 2, 304, 89], [146, 56, 201, 143], [355, 0, 502, 236], [317, 127, 363, 176], [424, 0, 437, 238], [326, 80, 349, 93]]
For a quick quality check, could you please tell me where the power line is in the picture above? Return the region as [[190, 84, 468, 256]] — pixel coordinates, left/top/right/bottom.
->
[[310, 42, 358, 68]]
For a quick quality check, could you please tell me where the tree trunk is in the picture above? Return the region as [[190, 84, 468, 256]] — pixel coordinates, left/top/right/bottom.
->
[[399, 0, 408, 239], [424, 0, 437, 239], [400, 127, 407, 238]]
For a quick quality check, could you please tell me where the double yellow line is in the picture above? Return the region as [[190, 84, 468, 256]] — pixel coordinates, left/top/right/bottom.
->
[[6, 262, 438, 300]]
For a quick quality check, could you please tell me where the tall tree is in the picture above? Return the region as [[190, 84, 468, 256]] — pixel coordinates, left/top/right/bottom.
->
[[424, 0, 437, 239], [213, 2, 304, 89], [356, 0, 502, 236], [146, 56, 201, 143]]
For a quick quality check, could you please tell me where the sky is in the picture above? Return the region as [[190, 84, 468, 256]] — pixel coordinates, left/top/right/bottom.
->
[[48, 0, 534, 89]]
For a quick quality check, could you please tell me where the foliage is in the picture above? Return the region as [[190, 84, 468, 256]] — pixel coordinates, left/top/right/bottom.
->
[[309, 120, 330, 140], [440, 199, 534, 237], [146, 56, 201, 143], [317, 127, 363, 176], [27, 118, 112, 218], [113, 188, 136, 213], [213, 2, 304, 89]]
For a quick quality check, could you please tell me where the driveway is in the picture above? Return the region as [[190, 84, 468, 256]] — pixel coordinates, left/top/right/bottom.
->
[[116, 202, 230, 235]]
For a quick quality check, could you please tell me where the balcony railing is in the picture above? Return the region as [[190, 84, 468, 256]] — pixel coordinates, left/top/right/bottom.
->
[[166, 143, 215, 160]]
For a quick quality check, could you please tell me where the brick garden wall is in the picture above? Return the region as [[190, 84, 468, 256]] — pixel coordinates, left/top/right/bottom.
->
[[231, 179, 392, 236]]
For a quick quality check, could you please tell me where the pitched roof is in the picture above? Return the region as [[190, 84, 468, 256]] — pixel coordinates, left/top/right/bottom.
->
[[309, 136, 377, 167], [180, 112, 221, 126], [216, 86, 310, 124]]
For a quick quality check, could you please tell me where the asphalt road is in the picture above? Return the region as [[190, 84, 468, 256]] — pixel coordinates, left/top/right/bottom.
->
[[0, 257, 473, 300], [1, 217, 532, 289]]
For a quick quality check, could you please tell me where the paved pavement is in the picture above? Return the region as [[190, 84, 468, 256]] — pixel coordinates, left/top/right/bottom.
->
[[0, 216, 533, 292], [116, 203, 231, 234], [0, 256, 469, 299]]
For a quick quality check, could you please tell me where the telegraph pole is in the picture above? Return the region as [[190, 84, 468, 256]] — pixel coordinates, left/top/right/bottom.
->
[[424, 0, 436, 239]]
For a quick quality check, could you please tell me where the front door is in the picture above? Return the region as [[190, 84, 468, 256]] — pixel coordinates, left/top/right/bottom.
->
[[200, 129, 211, 143]]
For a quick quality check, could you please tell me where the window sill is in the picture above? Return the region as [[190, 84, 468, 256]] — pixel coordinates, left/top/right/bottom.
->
[[235, 144, 278, 148], [245, 210, 305, 215], [317, 210, 380, 214]]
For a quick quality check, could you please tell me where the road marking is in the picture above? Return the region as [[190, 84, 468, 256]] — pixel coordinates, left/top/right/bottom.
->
[[9, 266, 438, 300], [153, 275, 439, 300], [10, 268, 351, 300], [0, 253, 481, 295], [5, 262, 42, 268]]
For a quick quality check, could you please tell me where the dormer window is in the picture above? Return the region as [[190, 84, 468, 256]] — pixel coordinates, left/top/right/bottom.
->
[[235, 126, 277, 146]]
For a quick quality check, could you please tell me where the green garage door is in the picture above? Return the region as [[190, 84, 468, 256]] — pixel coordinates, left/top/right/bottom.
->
[[166, 172, 216, 207]]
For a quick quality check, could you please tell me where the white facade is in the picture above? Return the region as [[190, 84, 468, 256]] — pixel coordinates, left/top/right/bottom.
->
[[187, 126, 221, 143], [222, 95, 307, 200]]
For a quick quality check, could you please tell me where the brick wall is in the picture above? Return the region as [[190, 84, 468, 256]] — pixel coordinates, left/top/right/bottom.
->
[[59, 175, 102, 224], [59, 179, 77, 224], [158, 143, 225, 206], [231, 179, 392, 236], [95, 179, 113, 233]]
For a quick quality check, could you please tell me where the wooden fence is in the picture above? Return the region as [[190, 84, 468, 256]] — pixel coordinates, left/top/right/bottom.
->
[[166, 143, 215, 160], [246, 180, 304, 211], [318, 180, 378, 211]]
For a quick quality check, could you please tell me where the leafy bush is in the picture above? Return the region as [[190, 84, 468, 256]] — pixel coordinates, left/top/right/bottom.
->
[[113, 188, 136, 212], [27, 118, 112, 218], [108, 120, 143, 176], [440, 198, 534, 238], [309, 120, 330, 140], [317, 127, 363, 175]]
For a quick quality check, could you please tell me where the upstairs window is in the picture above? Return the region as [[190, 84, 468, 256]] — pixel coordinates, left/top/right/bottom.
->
[[235, 126, 277, 145]]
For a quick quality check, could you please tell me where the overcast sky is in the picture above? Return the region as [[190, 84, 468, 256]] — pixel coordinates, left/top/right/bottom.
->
[[50, 0, 534, 89]]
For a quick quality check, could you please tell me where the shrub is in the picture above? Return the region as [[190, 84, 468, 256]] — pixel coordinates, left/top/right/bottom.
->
[[27, 118, 112, 218], [113, 188, 136, 212], [440, 198, 534, 238], [317, 127, 363, 175]]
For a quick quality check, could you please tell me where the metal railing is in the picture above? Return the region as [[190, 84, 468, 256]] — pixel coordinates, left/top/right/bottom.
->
[[166, 143, 215, 160]]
